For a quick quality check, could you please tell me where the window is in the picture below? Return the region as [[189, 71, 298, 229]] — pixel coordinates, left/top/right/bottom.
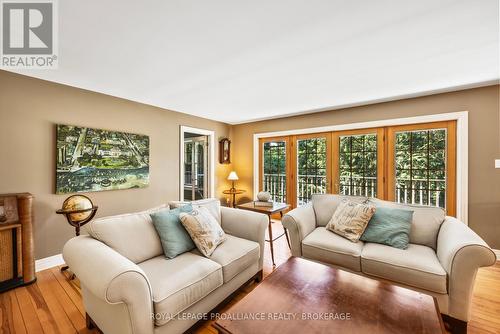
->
[[387, 121, 456, 215], [394, 129, 446, 207], [258, 120, 456, 216], [295, 135, 328, 206], [338, 134, 377, 197], [261, 138, 288, 203], [332, 128, 385, 200]]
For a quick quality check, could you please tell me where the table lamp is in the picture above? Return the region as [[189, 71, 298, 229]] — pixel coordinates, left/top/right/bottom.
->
[[228, 171, 239, 191]]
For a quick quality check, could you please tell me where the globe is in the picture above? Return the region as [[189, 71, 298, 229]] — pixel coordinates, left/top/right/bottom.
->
[[61, 195, 94, 223]]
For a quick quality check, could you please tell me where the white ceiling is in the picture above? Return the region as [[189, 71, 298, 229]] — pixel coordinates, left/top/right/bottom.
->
[[8, 0, 500, 124]]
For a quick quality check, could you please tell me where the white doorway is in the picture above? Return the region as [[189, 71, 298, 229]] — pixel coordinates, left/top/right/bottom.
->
[[179, 126, 215, 201]]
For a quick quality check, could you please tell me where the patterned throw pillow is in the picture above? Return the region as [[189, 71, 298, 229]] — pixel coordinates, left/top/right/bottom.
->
[[326, 200, 376, 242], [179, 206, 226, 257]]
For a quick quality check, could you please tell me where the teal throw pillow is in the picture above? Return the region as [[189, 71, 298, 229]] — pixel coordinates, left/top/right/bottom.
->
[[360, 207, 413, 249], [150, 204, 195, 259]]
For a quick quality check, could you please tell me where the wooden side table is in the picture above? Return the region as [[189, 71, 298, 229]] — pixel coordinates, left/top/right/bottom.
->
[[236, 202, 290, 266], [222, 189, 245, 208]]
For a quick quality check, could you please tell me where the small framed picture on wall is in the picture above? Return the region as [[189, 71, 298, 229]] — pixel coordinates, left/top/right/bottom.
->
[[219, 138, 231, 164]]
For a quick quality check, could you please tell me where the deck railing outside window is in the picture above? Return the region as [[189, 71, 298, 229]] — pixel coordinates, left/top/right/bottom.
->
[[264, 173, 327, 205], [262, 173, 287, 203], [264, 173, 444, 208], [339, 176, 377, 197], [395, 177, 445, 208]]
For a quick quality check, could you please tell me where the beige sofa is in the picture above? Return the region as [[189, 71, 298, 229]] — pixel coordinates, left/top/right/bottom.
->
[[282, 194, 496, 333], [63, 199, 267, 334]]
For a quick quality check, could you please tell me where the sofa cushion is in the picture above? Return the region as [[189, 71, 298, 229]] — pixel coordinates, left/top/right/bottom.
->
[[191, 234, 260, 283], [180, 206, 226, 257], [361, 242, 447, 294], [368, 198, 445, 250], [169, 198, 222, 224], [302, 227, 364, 271], [326, 200, 376, 242], [138, 252, 223, 326], [311, 194, 368, 227], [150, 204, 195, 259], [360, 207, 413, 249], [85, 204, 167, 263]]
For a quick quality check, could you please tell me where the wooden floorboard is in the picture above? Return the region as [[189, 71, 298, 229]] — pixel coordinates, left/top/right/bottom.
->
[[0, 219, 498, 334], [14, 286, 44, 334], [49, 268, 85, 318]]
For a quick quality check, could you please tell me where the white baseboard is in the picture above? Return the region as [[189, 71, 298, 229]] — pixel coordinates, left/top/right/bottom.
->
[[35, 253, 65, 272]]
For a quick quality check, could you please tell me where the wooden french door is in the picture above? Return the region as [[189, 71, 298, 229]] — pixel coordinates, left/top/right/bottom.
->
[[331, 128, 385, 199], [387, 121, 456, 216], [258, 120, 456, 215], [259, 137, 292, 204], [290, 133, 332, 208]]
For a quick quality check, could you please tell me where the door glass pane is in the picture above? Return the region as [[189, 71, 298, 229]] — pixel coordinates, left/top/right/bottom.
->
[[296, 137, 327, 206], [184, 142, 193, 200], [184, 134, 208, 201], [194, 142, 206, 199], [262, 141, 287, 203], [394, 129, 446, 208], [338, 134, 377, 197]]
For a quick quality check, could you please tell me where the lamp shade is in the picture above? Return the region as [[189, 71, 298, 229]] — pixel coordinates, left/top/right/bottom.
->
[[227, 171, 239, 181]]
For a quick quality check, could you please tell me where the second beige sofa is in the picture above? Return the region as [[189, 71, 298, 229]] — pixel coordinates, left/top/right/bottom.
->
[[282, 194, 496, 333]]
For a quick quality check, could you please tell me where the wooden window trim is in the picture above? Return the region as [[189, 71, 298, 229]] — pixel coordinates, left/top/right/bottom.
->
[[258, 121, 456, 216], [291, 132, 332, 208], [386, 121, 456, 216], [258, 137, 292, 204], [332, 128, 385, 199]]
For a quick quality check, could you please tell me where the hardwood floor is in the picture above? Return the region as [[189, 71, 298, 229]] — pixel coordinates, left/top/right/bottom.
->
[[0, 220, 498, 334]]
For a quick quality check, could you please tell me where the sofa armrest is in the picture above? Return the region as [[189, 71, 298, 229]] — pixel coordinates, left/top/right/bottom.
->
[[220, 206, 268, 269], [63, 236, 154, 334], [437, 216, 497, 321], [282, 203, 316, 257]]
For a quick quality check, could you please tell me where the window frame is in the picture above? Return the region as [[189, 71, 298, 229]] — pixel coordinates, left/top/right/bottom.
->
[[386, 121, 456, 216], [256, 120, 457, 217], [332, 127, 386, 200], [258, 136, 292, 204], [290, 132, 332, 208]]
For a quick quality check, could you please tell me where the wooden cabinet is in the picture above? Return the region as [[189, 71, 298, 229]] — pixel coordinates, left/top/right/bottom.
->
[[0, 193, 35, 292]]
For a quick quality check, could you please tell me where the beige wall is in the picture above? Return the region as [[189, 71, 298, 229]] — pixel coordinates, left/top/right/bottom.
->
[[231, 85, 500, 248], [1, 69, 499, 259], [0, 71, 232, 259]]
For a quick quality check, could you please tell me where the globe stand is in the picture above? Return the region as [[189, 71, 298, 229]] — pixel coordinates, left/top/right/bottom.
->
[[56, 206, 98, 280]]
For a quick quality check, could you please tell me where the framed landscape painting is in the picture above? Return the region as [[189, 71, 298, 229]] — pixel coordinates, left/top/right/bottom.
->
[[56, 124, 150, 194]]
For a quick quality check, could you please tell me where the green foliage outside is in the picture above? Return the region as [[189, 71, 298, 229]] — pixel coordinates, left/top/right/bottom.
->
[[339, 134, 377, 197]]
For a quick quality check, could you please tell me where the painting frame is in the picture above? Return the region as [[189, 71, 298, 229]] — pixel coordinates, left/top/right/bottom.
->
[[56, 124, 150, 194]]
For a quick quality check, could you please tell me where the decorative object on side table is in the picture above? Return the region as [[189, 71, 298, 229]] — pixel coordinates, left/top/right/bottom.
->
[[227, 171, 239, 190], [223, 171, 245, 207], [219, 138, 231, 164], [257, 191, 271, 201], [236, 201, 291, 266], [254, 191, 273, 207], [56, 194, 98, 278], [0, 193, 36, 293]]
